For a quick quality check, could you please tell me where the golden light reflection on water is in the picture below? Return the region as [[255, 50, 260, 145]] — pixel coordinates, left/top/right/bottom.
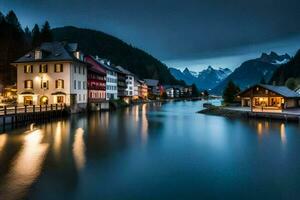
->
[[53, 121, 62, 159], [73, 128, 86, 171], [0, 129, 49, 200], [0, 134, 7, 152], [280, 123, 287, 145], [257, 123, 263, 136], [141, 104, 149, 144]]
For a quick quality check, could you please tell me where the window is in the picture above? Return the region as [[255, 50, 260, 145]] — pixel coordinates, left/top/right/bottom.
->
[[56, 79, 64, 89], [24, 80, 33, 89], [39, 64, 48, 73], [79, 94, 81, 101], [35, 50, 42, 60], [78, 66, 81, 74], [57, 96, 64, 104], [83, 67, 85, 75], [41, 80, 49, 89], [74, 80, 76, 89], [74, 66, 77, 73], [83, 81, 86, 89], [24, 65, 33, 73], [78, 81, 81, 90], [55, 64, 63, 72]]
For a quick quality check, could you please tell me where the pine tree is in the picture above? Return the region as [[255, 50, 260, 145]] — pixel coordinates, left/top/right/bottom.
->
[[40, 21, 53, 43], [191, 84, 199, 97], [0, 11, 4, 22], [5, 10, 22, 32], [24, 26, 32, 47], [223, 80, 240, 103], [31, 24, 41, 47]]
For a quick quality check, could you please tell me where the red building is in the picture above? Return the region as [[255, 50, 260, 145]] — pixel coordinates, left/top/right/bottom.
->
[[84, 55, 106, 109]]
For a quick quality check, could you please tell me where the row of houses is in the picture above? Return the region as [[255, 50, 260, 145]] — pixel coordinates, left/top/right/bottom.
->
[[11, 42, 191, 110]]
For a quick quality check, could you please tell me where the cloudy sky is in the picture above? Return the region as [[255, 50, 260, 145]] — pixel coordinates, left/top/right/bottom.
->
[[1, 0, 300, 71]]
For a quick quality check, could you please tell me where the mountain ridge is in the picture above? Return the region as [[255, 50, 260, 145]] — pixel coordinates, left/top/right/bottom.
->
[[52, 26, 183, 85], [170, 66, 232, 90]]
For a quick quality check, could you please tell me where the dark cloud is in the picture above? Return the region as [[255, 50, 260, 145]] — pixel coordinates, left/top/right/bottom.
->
[[1, 0, 300, 61]]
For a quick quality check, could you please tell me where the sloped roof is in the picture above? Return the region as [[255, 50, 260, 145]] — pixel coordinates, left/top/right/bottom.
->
[[94, 57, 119, 72], [144, 79, 159, 87], [240, 84, 300, 98], [259, 84, 300, 98], [116, 66, 134, 75], [13, 42, 82, 63]]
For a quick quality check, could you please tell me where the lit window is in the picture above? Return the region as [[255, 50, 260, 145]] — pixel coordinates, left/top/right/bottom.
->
[[24, 65, 33, 73], [57, 96, 64, 104], [39, 64, 48, 73], [56, 79, 64, 89], [24, 80, 33, 89], [55, 64, 63, 72]]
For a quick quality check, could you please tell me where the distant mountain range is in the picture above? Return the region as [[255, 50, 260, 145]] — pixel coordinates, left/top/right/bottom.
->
[[170, 66, 232, 90], [211, 52, 291, 94]]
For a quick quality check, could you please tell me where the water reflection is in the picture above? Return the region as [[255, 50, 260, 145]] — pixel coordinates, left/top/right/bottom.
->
[[73, 128, 86, 171], [141, 104, 148, 144], [280, 123, 287, 145], [0, 129, 49, 200], [0, 134, 7, 152]]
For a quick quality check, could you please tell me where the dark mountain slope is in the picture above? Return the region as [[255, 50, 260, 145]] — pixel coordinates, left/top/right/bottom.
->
[[270, 50, 300, 85], [211, 52, 289, 94], [53, 26, 182, 85]]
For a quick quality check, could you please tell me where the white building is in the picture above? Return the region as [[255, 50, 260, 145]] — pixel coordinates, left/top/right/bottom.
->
[[96, 58, 118, 100], [115, 66, 137, 98], [12, 42, 88, 108]]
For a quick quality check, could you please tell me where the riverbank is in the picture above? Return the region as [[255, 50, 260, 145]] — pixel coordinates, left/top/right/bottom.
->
[[198, 106, 300, 122]]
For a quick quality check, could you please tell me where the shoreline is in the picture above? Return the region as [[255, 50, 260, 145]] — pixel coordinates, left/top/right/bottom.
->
[[198, 106, 300, 122]]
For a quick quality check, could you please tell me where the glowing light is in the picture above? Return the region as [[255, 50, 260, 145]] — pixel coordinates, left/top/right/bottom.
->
[[280, 123, 287, 144], [73, 128, 86, 171], [1, 129, 49, 200], [0, 134, 7, 152], [257, 122, 263, 135]]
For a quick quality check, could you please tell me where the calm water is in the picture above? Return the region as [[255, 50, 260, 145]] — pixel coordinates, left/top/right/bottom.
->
[[0, 100, 300, 199]]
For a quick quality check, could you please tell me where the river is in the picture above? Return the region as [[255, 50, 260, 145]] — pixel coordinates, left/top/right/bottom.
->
[[0, 100, 300, 199]]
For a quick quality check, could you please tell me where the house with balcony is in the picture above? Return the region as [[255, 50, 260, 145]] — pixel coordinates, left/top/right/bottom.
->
[[144, 79, 162, 98], [137, 80, 148, 100], [116, 66, 136, 101], [12, 42, 88, 109], [238, 84, 300, 112], [94, 58, 118, 100], [84, 55, 107, 110]]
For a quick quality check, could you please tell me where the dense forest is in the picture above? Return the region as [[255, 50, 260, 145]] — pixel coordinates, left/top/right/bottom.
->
[[53, 26, 183, 85], [0, 10, 183, 87], [0, 10, 53, 86], [270, 50, 300, 88]]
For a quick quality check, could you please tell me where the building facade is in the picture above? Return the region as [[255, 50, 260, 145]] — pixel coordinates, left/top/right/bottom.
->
[[84, 55, 106, 103], [238, 84, 300, 111], [138, 80, 148, 99], [144, 79, 160, 97], [12, 42, 87, 107], [95, 59, 118, 100]]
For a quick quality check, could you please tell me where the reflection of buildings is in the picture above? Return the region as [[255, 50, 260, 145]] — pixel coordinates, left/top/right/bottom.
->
[[73, 128, 86, 171], [0, 134, 7, 152], [255, 121, 287, 144], [0, 130, 49, 200]]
